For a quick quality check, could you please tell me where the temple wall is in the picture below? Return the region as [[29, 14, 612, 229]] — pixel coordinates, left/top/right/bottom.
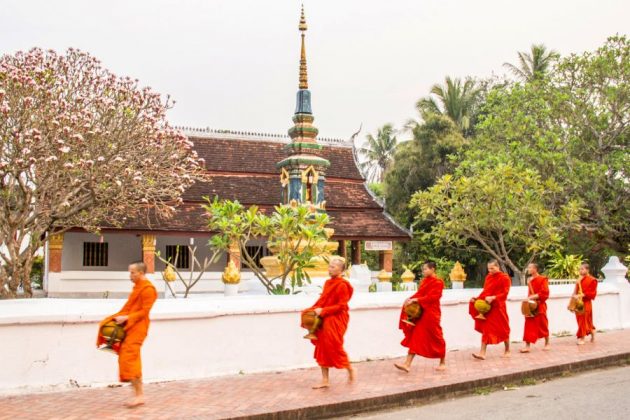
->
[[1, 282, 628, 394]]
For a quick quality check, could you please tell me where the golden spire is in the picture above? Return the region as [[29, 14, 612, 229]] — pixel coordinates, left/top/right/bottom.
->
[[299, 4, 308, 90]]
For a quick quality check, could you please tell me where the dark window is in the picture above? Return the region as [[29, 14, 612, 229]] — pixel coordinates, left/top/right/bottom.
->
[[165, 245, 190, 269], [244, 246, 270, 268], [83, 242, 108, 267]]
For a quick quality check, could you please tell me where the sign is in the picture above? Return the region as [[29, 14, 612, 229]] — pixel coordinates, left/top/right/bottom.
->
[[364, 241, 392, 251]]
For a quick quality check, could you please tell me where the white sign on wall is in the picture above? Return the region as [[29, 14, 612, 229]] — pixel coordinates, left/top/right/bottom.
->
[[364, 241, 393, 251]]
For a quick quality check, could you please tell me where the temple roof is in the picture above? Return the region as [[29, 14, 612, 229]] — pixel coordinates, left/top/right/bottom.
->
[[114, 130, 410, 241]]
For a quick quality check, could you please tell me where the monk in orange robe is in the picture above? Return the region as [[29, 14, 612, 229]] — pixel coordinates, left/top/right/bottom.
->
[[395, 261, 446, 372], [520, 263, 550, 353], [574, 262, 598, 345], [303, 257, 355, 389], [97, 262, 157, 408], [469, 260, 511, 359]]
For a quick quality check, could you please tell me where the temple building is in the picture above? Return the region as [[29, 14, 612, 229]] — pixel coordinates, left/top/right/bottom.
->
[[44, 7, 410, 297]]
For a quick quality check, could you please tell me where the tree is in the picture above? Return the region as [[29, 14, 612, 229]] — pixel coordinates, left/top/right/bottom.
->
[[411, 164, 583, 284], [503, 43, 559, 82], [357, 124, 398, 182], [469, 35, 629, 258], [411, 77, 482, 137], [205, 199, 330, 294], [384, 115, 466, 225], [0, 48, 204, 297]]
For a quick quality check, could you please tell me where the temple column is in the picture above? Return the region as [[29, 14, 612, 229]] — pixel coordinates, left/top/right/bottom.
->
[[48, 233, 64, 273], [351, 240, 361, 265], [228, 240, 241, 270], [379, 250, 393, 272], [338, 240, 347, 260], [141, 234, 156, 274]]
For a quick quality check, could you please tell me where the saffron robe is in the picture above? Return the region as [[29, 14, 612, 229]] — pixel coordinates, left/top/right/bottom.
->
[[523, 275, 550, 344], [399, 275, 446, 359], [303, 276, 354, 369], [575, 275, 598, 338], [97, 279, 157, 382], [469, 271, 511, 344]]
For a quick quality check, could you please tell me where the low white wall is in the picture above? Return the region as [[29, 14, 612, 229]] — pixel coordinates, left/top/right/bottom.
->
[[0, 282, 627, 394]]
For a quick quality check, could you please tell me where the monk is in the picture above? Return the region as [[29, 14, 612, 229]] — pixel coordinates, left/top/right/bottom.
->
[[520, 263, 550, 353], [574, 262, 598, 345], [395, 261, 446, 372], [97, 262, 157, 408], [303, 257, 355, 389], [469, 260, 511, 360]]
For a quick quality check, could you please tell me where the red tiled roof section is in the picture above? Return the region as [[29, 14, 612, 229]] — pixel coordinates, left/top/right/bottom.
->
[[191, 136, 364, 180]]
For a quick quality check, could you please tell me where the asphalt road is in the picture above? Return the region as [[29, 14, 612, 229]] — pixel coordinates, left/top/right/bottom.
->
[[343, 365, 630, 420]]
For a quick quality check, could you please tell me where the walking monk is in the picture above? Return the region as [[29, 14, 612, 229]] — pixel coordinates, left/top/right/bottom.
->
[[97, 262, 157, 408], [469, 260, 511, 359], [395, 261, 446, 372], [574, 262, 598, 345], [303, 257, 355, 389], [520, 263, 550, 353]]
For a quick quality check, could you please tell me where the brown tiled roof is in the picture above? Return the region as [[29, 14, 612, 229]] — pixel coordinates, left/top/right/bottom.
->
[[113, 134, 410, 240]]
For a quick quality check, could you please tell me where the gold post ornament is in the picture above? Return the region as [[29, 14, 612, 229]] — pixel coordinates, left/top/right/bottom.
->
[[141, 234, 156, 252], [450, 261, 467, 282], [222, 260, 241, 284], [377, 269, 392, 283], [401, 268, 415, 283], [163, 264, 176, 282], [299, 5, 308, 89], [48, 233, 64, 250]]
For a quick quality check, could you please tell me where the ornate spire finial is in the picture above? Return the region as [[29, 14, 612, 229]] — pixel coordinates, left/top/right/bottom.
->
[[299, 4, 308, 90]]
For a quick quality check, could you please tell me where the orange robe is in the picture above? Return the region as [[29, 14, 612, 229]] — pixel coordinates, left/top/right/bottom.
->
[[523, 275, 550, 344], [469, 271, 511, 344], [399, 275, 446, 359], [303, 276, 354, 369], [97, 279, 157, 382], [575, 275, 597, 338]]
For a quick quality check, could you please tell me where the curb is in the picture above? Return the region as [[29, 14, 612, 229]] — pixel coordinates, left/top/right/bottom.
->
[[232, 352, 630, 420]]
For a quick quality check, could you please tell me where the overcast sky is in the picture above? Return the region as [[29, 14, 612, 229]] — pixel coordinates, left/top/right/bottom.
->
[[2, 0, 628, 142]]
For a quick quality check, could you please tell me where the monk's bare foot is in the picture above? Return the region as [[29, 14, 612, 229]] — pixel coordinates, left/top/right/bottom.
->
[[435, 364, 447, 372], [501, 351, 511, 358], [590, 331, 596, 343], [312, 382, 330, 389], [394, 363, 410, 373], [472, 353, 486, 360], [519, 348, 531, 353], [577, 339, 585, 345], [124, 397, 145, 408], [347, 367, 356, 382], [543, 345, 551, 351]]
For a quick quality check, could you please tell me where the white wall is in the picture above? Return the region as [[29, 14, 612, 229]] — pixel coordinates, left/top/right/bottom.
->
[[0, 283, 627, 395]]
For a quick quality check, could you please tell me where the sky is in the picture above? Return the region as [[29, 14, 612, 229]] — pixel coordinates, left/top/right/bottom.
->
[[1, 0, 628, 143]]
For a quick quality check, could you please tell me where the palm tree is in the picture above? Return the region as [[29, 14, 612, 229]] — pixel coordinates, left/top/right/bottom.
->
[[503, 44, 560, 82], [408, 77, 481, 137], [357, 124, 398, 183]]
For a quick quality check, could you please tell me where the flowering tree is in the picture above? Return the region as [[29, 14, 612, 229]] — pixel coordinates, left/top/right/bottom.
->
[[0, 48, 205, 297]]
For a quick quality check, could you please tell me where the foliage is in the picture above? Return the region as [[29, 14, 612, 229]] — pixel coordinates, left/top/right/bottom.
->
[[503, 43, 560, 82], [367, 182, 384, 199], [544, 251, 583, 279], [383, 115, 466, 225], [411, 163, 584, 284], [0, 48, 204, 297], [468, 35, 630, 256], [358, 124, 398, 182], [411, 76, 482, 137], [155, 245, 222, 298], [30, 255, 43, 289], [205, 198, 330, 294]]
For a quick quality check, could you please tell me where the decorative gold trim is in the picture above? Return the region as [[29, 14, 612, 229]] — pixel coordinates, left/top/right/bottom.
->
[[48, 233, 64, 250], [280, 168, 290, 187], [301, 166, 318, 183], [141, 234, 156, 252]]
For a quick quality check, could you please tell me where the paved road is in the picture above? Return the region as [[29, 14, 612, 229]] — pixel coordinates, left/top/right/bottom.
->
[[345, 365, 630, 420]]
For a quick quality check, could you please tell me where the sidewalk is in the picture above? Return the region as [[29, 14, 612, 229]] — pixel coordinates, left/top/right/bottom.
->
[[2, 329, 629, 420]]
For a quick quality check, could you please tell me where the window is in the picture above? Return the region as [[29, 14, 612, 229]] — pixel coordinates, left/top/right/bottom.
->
[[165, 245, 190, 269], [245, 245, 270, 268], [83, 242, 108, 267]]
